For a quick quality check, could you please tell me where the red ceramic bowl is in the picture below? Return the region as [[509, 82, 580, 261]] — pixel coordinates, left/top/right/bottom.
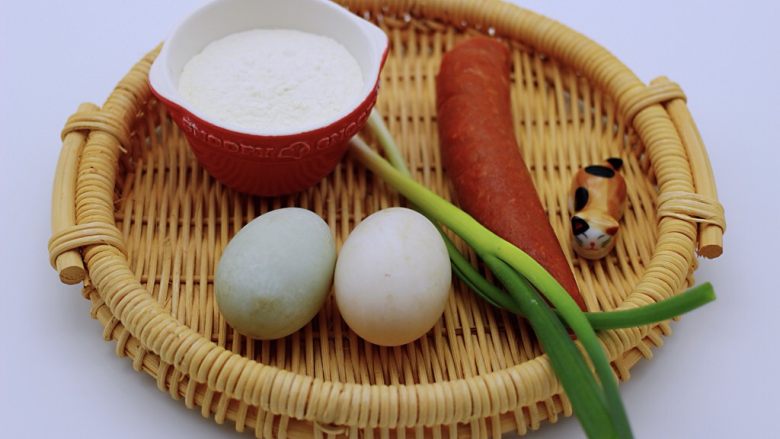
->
[[148, 0, 389, 196]]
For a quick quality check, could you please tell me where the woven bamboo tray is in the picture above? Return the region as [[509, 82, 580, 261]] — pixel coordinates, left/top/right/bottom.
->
[[49, 0, 726, 437]]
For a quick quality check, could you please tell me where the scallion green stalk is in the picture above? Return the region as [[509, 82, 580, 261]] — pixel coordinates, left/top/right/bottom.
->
[[354, 111, 716, 439], [349, 134, 630, 438]]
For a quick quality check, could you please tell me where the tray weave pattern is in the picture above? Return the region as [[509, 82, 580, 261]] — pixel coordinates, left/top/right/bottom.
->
[[48, 1, 725, 437]]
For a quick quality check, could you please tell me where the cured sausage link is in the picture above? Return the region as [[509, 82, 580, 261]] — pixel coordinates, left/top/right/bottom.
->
[[436, 37, 586, 310]]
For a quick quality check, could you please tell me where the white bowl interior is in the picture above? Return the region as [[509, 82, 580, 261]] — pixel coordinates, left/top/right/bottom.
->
[[150, 0, 388, 135]]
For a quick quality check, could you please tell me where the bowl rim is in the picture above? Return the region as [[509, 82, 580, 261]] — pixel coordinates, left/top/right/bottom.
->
[[148, 0, 389, 138], [150, 77, 379, 149]]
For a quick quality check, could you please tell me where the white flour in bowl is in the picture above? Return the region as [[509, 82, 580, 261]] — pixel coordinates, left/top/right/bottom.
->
[[178, 29, 363, 133]]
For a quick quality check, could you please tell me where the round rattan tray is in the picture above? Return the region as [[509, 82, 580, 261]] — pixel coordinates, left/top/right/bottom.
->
[[49, 0, 725, 437]]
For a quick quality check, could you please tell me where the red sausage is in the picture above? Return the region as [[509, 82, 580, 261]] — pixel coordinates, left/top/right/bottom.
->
[[436, 37, 586, 311]]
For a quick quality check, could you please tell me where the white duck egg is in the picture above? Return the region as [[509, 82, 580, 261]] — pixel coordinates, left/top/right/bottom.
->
[[334, 207, 451, 346], [215, 208, 335, 340]]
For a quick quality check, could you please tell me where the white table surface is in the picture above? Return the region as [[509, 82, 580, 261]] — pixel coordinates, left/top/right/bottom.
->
[[1, 1, 777, 438]]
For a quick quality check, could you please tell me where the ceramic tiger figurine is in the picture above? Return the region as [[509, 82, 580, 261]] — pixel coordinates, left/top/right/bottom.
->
[[569, 158, 627, 260]]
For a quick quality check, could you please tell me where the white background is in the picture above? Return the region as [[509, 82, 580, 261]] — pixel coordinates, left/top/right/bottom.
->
[[1, 1, 777, 438]]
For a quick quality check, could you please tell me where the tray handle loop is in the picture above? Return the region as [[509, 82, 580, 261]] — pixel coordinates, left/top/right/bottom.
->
[[49, 103, 129, 284], [60, 106, 132, 152], [623, 78, 725, 258], [623, 79, 687, 125]]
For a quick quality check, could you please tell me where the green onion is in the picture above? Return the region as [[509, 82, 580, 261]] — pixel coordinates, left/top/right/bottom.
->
[[354, 111, 717, 438], [349, 134, 630, 438]]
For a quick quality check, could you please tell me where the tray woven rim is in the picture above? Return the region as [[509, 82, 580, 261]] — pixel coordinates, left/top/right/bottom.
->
[[49, 0, 725, 436]]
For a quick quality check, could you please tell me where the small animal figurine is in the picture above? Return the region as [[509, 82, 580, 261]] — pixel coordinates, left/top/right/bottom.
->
[[569, 158, 627, 260]]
